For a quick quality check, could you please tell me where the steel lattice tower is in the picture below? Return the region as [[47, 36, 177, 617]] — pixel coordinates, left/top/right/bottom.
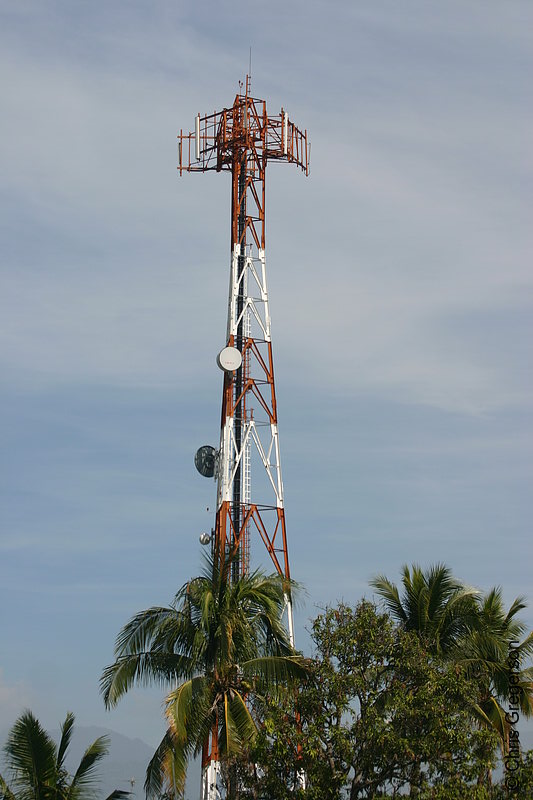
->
[[179, 76, 309, 799]]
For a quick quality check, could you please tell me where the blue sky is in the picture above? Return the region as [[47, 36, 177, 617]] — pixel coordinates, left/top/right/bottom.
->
[[1, 0, 532, 753]]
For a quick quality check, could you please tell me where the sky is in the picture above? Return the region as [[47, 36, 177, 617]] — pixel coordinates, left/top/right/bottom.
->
[[1, 0, 532, 759]]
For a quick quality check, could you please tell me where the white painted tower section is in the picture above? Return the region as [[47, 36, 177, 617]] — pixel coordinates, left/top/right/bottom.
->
[[201, 760, 220, 800], [216, 243, 295, 639]]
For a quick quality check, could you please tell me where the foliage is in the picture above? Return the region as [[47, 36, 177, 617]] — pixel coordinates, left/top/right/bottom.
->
[[457, 588, 533, 743], [371, 565, 533, 750], [0, 711, 127, 800], [241, 600, 500, 799], [100, 551, 308, 798], [370, 563, 479, 654], [497, 748, 533, 798], [101, 557, 533, 799]]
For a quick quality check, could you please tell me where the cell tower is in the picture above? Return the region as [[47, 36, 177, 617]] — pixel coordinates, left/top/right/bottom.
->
[[179, 76, 309, 799]]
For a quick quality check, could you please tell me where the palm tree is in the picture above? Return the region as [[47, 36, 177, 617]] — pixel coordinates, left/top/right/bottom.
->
[[370, 564, 533, 753], [370, 563, 480, 654], [0, 710, 128, 800], [458, 588, 533, 741], [100, 551, 307, 798]]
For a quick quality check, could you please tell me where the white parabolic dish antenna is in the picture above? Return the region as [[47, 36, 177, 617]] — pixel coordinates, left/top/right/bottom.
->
[[216, 346, 242, 372]]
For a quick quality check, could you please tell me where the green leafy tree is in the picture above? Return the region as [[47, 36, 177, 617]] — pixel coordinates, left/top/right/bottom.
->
[[0, 711, 127, 800], [101, 551, 308, 798], [370, 564, 533, 755], [241, 601, 499, 799], [495, 748, 533, 799]]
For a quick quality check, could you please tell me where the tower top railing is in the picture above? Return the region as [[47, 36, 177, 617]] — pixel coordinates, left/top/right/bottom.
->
[[178, 78, 310, 176]]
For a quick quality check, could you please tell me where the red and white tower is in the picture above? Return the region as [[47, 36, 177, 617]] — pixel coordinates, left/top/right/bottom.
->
[[179, 76, 309, 800]]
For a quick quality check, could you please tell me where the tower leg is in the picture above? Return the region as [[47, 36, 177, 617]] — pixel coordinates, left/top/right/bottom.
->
[[285, 593, 295, 648], [200, 760, 220, 800], [201, 725, 220, 800]]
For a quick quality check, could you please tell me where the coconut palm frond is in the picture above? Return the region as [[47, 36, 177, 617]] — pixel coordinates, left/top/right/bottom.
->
[[219, 690, 257, 758], [103, 791, 130, 800], [144, 729, 186, 800], [101, 652, 194, 708], [508, 631, 533, 660], [0, 774, 17, 800], [475, 696, 509, 751], [165, 677, 210, 742], [66, 737, 109, 800], [425, 564, 459, 614], [3, 711, 57, 796], [114, 606, 195, 659], [56, 712, 75, 775], [241, 655, 309, 690], [372, 564, 478, 653], [370, 575, 407, 624]]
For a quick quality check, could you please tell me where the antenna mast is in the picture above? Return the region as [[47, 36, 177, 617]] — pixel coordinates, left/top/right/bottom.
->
[[179, 77, 309, 800]]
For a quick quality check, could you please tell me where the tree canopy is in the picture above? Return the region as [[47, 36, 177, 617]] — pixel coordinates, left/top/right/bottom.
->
[[99, 560, 533, 799], [242, 600, 502, 799]]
